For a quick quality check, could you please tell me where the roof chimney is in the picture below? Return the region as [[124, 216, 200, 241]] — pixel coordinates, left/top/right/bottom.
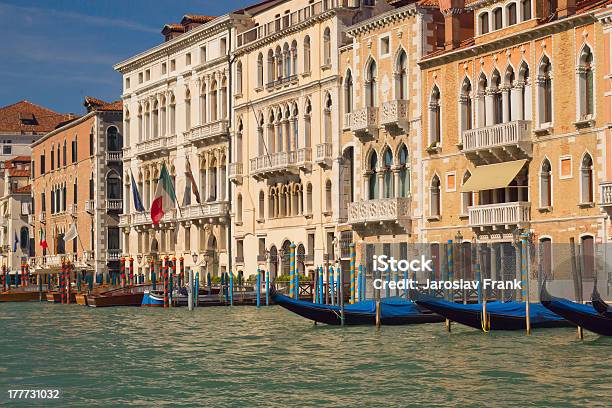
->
[[557, 0, 576, 18], [439, 0, 466, 51]]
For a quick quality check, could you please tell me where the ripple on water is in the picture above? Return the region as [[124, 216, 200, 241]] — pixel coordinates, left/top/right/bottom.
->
[[0, 303, 610, 407]]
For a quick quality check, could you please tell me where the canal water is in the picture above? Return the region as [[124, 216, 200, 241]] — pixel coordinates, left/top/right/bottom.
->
[[0, 303, 610, 407]]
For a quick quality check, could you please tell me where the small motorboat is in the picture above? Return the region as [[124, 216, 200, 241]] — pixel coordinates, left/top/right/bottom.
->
[[87, 285, 150, 307], [415, 294, 572, 331], [141, 290, 164, 307], [541, 284, 611, 336], [272, 290, 444, 326], [46, 291, 77, 303], [0, 288, 45, 302]]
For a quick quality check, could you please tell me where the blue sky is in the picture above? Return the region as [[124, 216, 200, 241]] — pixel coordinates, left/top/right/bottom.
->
[[0, 0, 250, 114]]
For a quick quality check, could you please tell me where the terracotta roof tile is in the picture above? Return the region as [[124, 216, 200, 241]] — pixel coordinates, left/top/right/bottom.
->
[[83, 96, 122, 112], [0, 100, 71, 134], [417, 0, 440, 6], [181, 15, 216, 24], [7, 169, 30, 178], [13, 185, 31, 194]]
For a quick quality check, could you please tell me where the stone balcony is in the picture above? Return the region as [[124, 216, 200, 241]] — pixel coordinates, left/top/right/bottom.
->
[[250, 150, 301, 180], [343, 113, 352, 130], [351, 107, 379, 140], [131, 209, 177, 227], [183, 120, 229, 146], [119, 214, 131, 228], [314, 143, 332, 168], [67, 203, 77, 216], [461, 120, 532, 165], [106, 249, 121, 262], [229, 162, 243, 184], [135, 135, 177, 158], [600, 182, 612, 207], [85, 200, 95, 214], [178, 202, 230, 223], [38, 213, 46, 223], [106, 151, 123, 162], [106, 199, 123, 212], [468, 202, 531, 229], [380, 99, 409, 134], [348, 197, 411, 226]]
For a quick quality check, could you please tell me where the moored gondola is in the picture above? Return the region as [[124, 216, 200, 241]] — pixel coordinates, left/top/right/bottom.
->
[[415, 294, 572, 331], [540, 284, 612, 336], [272, 289, 444, 326], [590, 287, 612, 318]]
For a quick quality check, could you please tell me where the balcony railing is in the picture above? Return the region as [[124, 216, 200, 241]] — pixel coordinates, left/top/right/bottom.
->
[[380, 99, 409, 133], [295, 147, 312, 170], [135, 135, 177, 158], [107, 249, 121, 262], [343, 113, 353, 130], [38, 213, 46, 223], [468, 202, 531, 228], [68, 204, 77, 216], [462, 120, 532, 164], [106, 151, 123, 162], [229, 162, 243, 184], [351, 107, 378, 139], [314, 143, 332, 167], [348, 197, 411, 225], [119, 214, 131, 227], [85, 200, 95, 213], [250, 151, 300, 179], [601, 182, 612, 207], [132, 209, 177, 226], [184, 120, 229, 146], [179, 202, 230, 222], [236, 0, 352, 47], [106, 199, 123, 211]]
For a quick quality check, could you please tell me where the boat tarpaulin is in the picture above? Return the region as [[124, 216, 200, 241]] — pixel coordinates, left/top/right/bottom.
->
[[461, 160, 527, 192]]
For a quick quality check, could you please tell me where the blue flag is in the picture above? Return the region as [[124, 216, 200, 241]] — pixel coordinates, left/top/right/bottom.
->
[[13, 230, 18, 252], [131, 170, 145, 212]]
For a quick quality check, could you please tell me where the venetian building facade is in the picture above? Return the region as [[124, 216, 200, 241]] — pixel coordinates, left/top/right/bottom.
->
[[419, 0, 609, 284], [115, 14, 249, 280], [339, 0, 442, 268], [231, 0, 392, 278], [30, 98, 123, 278]]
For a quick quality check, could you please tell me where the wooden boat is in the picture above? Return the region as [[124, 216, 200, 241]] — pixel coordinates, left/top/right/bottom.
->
[[141, 290, 164, 307], [46, 291, 77, 303], [272, 290, 444, 326], [415, 294, 572, 331], [541, 285, 612, 336], [591, 287, 612, 318], [75, 293, 88, 306], [0, 289, 45, 302], [87, 285, 150, 307]]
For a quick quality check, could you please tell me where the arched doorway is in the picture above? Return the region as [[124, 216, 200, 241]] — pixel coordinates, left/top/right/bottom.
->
[[269, 245, 278, 279], [281, 240, 291, 276], [207, 234, 219, 276], [297, 244, 305, 276]]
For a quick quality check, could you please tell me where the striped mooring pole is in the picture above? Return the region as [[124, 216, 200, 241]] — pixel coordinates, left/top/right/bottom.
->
[[163, 256, 169, 308], [120, 257, 125, 287], [290, 243, 296, 299], [229, 272, 234, 306], [349, 243, 355, 304], [329, 266, 335, 306], [318, 269, 324, 304], [521, 233, 531, 335], [129, 257, 135, 285], [265, 270, 270, 306]]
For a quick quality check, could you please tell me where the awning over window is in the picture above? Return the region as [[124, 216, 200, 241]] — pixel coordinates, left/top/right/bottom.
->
[[461, 160, 527, 192]]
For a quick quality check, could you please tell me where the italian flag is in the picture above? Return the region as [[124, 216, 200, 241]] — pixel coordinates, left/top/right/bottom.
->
[[39, 228, 48, 250], [150, 163, 177, 225]]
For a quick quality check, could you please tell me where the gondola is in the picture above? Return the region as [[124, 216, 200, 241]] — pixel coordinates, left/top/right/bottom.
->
[[415, 293, 572, 331], [590, 287, 612, 318], [540, 284, 612, 336], [272, 290, 444, 326]]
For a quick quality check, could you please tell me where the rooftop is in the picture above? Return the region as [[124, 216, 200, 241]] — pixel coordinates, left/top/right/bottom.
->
[[0, 101, 73, 135]]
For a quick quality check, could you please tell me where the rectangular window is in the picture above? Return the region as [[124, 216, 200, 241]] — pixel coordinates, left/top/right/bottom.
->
[[161, 63, 167, 74], [41, 192, 46, 211], [326, 232, 335, 260], [185, 227, 190, 252], [72, 140, 77, 163], [40, 154, 45, 174], [170, 59, 176, 71], [89, 129, 94, 156], [258, 238, 266, 256], [108, 227, 120, 250], [73, 182, 78, 205], [237, 239, 244, 258], [125, 77, 131, 89], [308, 233, 315, 257], [200, 46, 207, 63], [3, 145, 11, 155], [186, 53, 191, 65], [560, 156, 572, 179], [220, 38, 227, 55], [145, 69, 150, 81], [89, 177, 94, 200], [138, 72, 143, 84], [380, 36, 390, 56]]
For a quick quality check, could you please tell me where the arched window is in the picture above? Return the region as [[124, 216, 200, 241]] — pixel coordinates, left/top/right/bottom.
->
[[20, 227, 28, 250], [368, 151, 378, 200], [581, 153, 594, 204], [323, 27, 331, 65], [304, 99, 312, 148], [209, 158, 217, 202], [275, 46, 282, 79], [518, 62, 530, 120], [398, 144, 410, 197], [160, 96, 167, 136], [267, 49, 275, 84], [124, 108, 130, 146], [477, 73, 488, 127], [62, 141, 67, 167], [540, 159, 552, 207], [344, 69, 353, 114], [461, 171, 473, 215], [137, 105, 143, 142], [236, 194, 243, 223], [493, 8, 502, 30], [107, 126, 121, 152], [538, 56, 553, 125], [507, 2, 517, 25], [303, 36, 311, 73], [283, 43, 290, 78], [306, 183, 313, 214], [220, 77, 228, 119], [324, 93, 332, 143], [460, 78, 473, 132], [292, 104, 299, 151], [366, 60, 377, 107], [143, 103, 150, 140], [492, 70, 503, 124], [152, 100, 159, 138], [185, 89, 192, 131], [521, 0, 532, 21], [291, 40, 298, 77], [236, 61, 243, 95], [325, 180, 332, 213], [210, 80, 218, 122], [382, 147, 393, 198], [479, 13, 489, 35], [431, 175, 441, 217], [107, 172, 122, 200], [199, 83, 207, 124], [396, 50, 408, 99], [578, 45, 594, 118], [257, 53, 264, 88], [259, 190, 265, 219], [428, 85, 441, 146]]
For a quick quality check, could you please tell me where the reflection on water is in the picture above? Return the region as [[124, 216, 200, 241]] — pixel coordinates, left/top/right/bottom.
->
[[0, 303, 610, 407]]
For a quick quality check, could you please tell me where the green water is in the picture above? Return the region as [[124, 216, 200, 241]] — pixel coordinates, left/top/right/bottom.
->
[[0, 303, 610, 407]]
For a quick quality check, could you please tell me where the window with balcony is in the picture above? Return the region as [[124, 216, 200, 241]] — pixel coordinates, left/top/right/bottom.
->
[[291, 40, 298, 77], [477, 73, 488, 127], [578, 45, 594, 119], [491, 70, 503, 125], [428, 85, 441, 147], [108, 227, 120, 251], [396, 49, 408, 100], [344, 69, 353, 114], [152, 101, 159, 138], [398, 144, 410, 197], [540, 159, 552, 208], [538, 56, 553, 125], [304, 99, 312, 148], [580, 153, 594, 204], [518, 62, 530, 120], [169, 94, 176, 135], [199, 83, 207, 125], [368, 151, 378, 200], [303, 36, 311, 74], [365, 59, 377, 107], [382, 147, 393, 198], [430, 175, 441, 217], [324, 93, 332, 143], [107, 172, 121, 200], [504, 66, 515, 121], [220, 77, 228, 120], [107, 126, 122, 152]]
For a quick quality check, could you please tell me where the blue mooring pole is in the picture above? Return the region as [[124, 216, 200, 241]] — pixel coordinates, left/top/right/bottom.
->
[[256, 269, 261, 308], [265, 270, 270, 306], [357, 265, 363, 302], [229, 273, 234, 306], [194, 272, 199, 308], [318, 269, 324, 304], [385, 268, 391, 298], [403, 271, 409, 299], [329, 267, 335, 306]]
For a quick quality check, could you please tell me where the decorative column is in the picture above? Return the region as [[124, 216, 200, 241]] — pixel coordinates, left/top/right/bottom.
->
[[377, 170, 384, 199], [392, 166, 401, 198], [363, 171, 371, 200], [511, 81, 524, 121], [194, 78, 201, 126], [485, 88, 495, 126], [501, 86, 511, 123]]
